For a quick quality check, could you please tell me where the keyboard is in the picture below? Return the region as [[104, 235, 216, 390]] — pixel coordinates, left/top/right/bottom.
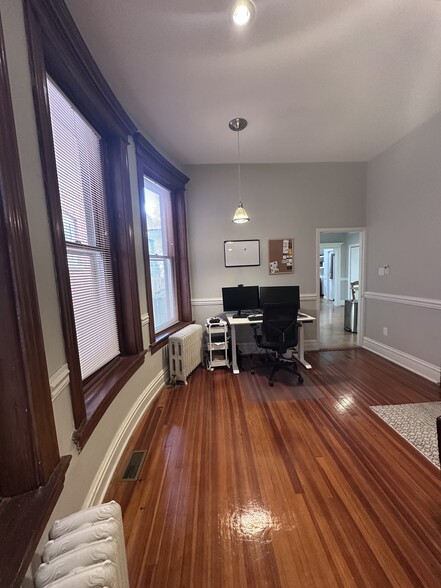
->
[[247, 314, 263, 321]]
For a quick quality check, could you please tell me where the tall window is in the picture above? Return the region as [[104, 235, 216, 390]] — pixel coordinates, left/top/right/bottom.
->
[[25, 0, 144, 449], [144, 177, 178, 333], [134, 132, 192, 352], [47, 78, 120, 379]]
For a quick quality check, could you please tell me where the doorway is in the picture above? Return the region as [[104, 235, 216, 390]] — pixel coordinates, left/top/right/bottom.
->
[[316, 228, 366, 350]]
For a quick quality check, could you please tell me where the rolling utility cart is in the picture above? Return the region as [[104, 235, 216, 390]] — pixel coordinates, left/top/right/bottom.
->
[[204, 318, 230, 371]]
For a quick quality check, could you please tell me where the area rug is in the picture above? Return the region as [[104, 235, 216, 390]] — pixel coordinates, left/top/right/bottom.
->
[[370, 402, 441, 469]]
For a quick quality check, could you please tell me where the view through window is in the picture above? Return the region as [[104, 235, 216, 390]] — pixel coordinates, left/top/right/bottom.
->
[[143, 176, 178, 333]]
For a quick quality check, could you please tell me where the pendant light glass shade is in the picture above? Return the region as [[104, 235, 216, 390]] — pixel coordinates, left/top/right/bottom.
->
[[229, 117, 250, 223], [233, 203, 250, 223]]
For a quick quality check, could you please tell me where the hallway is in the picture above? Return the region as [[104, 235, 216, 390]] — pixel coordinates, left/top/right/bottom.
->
[[319, 298, 357, 349]]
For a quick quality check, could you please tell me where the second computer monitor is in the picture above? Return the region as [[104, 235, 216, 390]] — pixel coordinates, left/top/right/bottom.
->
[[259, 285, 300, 309], [222, 286, 260, 317]]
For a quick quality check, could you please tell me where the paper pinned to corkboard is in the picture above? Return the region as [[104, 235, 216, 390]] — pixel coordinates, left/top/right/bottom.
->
[[268, 238, 294, 274]]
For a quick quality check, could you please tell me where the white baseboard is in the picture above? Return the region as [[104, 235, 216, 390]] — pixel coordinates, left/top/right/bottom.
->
[[363, 337, 440, 384], [304, 339, 319, 351], [84, 368, 168, 507]]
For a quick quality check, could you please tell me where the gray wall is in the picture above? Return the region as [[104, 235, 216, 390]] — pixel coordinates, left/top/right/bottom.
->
[[365, 112, 441, 371], [185, 162, 367, 343]]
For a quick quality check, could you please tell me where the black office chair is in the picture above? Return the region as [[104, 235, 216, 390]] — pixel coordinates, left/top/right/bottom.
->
[[251, 302, 303, 386]]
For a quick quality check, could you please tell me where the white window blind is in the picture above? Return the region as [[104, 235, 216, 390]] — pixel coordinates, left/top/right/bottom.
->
[[47, 77, 120, 380], [143, 177, 178, 333]]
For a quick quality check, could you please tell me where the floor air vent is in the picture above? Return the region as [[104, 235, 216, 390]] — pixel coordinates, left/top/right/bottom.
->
[[121, 450, 146, 481]]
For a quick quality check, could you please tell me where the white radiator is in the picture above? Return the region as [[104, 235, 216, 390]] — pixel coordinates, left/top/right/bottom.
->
[[169, 323, 203, 384], [35, 501, 130, 588]]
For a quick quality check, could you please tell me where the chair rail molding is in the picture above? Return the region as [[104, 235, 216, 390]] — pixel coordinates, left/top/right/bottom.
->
[[364, 291, 441, 310], [191, 293, 318, 307], [192, 297, 222, 306], [300, 293, 318, 302], [49, 364, 70, 401]]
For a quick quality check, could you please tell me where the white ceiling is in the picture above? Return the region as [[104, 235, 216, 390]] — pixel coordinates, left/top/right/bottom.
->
[[65, 0, 441, 165]]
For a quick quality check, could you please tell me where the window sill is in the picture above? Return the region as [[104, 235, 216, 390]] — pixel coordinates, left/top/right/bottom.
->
[[150, 321, 193, 354], [73, 352, 146, 450], [0, 455, 71, 588]]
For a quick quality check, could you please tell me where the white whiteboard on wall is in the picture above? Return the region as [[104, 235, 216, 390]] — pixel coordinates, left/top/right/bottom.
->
[[224, 240, 260, 267]]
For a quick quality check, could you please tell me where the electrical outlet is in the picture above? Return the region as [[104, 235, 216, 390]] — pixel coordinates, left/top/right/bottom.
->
[[384, 265, 389, 275], [383, 327, 388, 336], [378, 267, 385, 276]]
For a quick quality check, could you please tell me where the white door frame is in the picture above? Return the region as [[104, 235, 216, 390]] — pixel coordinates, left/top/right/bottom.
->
[[316, 228, 367, 348], [321, 242, 343, 306]]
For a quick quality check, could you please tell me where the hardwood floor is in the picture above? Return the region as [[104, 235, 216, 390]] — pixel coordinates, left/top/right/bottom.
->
[[105, 350, 441, 587]]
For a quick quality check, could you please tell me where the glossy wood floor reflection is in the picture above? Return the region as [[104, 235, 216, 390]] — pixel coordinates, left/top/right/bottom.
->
[[105, 350, 441, 588]]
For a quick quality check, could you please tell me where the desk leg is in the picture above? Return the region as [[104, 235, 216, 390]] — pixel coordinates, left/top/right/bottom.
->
[[294, 324, 312, 370], [230, 324, 239, 374]]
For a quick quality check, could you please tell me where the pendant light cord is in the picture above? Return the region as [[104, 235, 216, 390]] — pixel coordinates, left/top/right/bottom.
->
[[229, 117, 249, 222], [237, 127, 242, 206]]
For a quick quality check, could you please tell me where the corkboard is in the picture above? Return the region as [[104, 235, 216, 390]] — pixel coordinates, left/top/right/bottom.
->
[[268, 238, 293, 274]]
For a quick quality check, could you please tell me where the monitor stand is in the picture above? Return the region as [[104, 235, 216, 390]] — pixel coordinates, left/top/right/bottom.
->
[[232, 310, 250, 319]]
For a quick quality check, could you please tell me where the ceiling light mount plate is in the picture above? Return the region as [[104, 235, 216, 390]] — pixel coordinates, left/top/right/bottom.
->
[[229, 117, 248, 132]]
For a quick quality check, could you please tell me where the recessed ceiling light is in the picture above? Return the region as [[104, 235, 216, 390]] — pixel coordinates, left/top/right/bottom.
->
[[232, 0, 256, 27]]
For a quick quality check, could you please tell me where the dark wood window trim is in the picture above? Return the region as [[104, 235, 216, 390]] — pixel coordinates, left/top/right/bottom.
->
[[0, 456, 71, 588], [0, 13, 70, 587], [134, 132, 192, 352], [74, 352, 146, 448], [24, 0, 144, 449]]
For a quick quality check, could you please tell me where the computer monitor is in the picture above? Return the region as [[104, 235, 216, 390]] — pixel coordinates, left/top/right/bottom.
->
[[259, 285, 300, 309], [222, 286, 260, 317]]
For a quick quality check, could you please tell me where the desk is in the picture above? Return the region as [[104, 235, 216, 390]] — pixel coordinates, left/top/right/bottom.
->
[[226, 312, 315, 374]]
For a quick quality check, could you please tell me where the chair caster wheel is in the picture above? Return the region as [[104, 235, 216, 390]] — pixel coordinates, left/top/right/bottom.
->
[[251, 369, 255, 375], [298, 375, 304, 384], [269, 381, 274, 387]]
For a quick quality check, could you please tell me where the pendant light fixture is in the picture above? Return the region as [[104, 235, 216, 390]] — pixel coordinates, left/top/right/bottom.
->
[[229, 117, 250, 224]]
